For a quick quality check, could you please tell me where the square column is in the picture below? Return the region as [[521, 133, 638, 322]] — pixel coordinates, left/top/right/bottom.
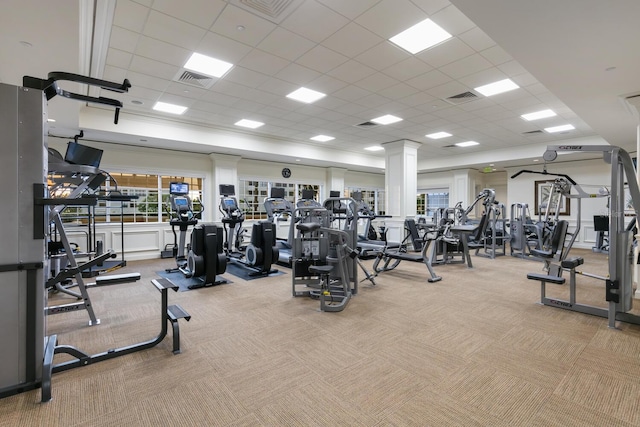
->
[[326, 167, 347, 198], [210, 154, 241, 222], [383, 140, 421, 242]]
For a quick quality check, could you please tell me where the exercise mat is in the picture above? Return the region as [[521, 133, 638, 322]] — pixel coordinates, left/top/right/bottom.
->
[[156, 270, 231, 292]]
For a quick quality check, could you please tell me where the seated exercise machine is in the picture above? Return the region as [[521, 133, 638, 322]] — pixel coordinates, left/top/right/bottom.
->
[[219, 184, 279, 277], [526, 144, 640, 329], [292, 216, 358, 312], [373, 218, 443, 283], [460, 188, 508, 259]]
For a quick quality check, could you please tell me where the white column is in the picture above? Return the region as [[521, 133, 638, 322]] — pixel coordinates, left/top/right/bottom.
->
[[383, 140, 421, 242], [326, 167, 346, 199], [210, 154, 241, 222], [636, 125, 640, 299]]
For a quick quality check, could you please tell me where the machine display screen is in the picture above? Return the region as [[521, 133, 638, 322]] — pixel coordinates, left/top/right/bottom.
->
[[64, 141, 103, 168], [170, 182, 189, 195], [174, 197, 188, 206], [224, 198, 238, 208]]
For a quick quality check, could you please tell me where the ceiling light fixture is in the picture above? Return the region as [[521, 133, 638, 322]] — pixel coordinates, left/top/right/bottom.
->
[[544, 124, 575, 133], [235, 119, 264, 129], [365, 146, 384, 151], [184, 52, 233, 78], [286, 87, 326, 104], [153, 101, 187, 115], [310, 135, 334, 142], [521, 109, 556, 121], [455, 141, 479, 147], [389, 18, 452, 54], [474, 78, 519, 97], [371, 114, 402, 125], [426, 131, 452, 139]]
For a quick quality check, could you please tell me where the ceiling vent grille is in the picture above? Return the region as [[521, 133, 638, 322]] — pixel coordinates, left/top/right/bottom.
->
[[227, 0, 304, 24], [355, 121, 379, 128], [173, 69, 216, 89], [443, 91, 479, 105], [522, 130, 544, 135]]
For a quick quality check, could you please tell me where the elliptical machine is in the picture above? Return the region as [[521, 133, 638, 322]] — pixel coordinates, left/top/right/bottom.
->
[[165, 182, 227, 288], [219, 184, 279, 277]]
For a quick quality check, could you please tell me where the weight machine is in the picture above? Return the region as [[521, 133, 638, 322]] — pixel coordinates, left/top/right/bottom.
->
[[526, 145, 640, 329]]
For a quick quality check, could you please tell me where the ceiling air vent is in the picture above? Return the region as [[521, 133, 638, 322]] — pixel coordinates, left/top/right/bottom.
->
[[522, 130, 544, 135], [443, 91, 479, 105], [355, 121, 379, 128], [227, 0, 304, 24], [173, 69, 216, 89]]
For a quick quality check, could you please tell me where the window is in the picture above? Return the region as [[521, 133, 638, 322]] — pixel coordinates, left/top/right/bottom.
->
[[421, 190, 449, 218], [345, 187, 386, 215], [237, 180, 322, 220], [55, 172, 203, 224]]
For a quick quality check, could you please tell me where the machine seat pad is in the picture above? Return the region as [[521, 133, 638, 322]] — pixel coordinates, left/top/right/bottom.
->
[[561, 257, 584, 269], [526, 273, 565, 285], [296, 223, 321, 234], [308, 265, 334, 275]]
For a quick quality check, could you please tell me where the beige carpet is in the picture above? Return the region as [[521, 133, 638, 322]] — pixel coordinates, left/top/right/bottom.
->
[[3, 247, 640, 426]]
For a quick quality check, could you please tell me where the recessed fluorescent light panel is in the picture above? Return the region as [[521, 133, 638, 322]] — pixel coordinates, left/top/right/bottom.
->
[[474, 78, 519, 97], [286, 87, 326, 104], [371, 114, 402, 125], [153, 101, 187, 115], [184, 52, 233, 78], [365, 146, 384, 151], [389, 18, 452, 54], [544, 124, 575, 133], [521, 109, 556, 121], [426, 131, 452, 139], [310, 135, 334, 142], [455, 141, 479, 147], [235, 119, 264, 129]]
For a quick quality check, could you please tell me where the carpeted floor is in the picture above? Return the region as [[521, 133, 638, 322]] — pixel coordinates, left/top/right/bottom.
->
[[3, 248, 640, 426]]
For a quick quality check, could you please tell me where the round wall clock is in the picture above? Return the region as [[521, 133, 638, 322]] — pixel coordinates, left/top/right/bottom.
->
[[282, 167, 292, 178]]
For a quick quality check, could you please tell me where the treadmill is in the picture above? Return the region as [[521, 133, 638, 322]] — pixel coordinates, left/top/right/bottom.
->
[[263, 187, 295, 265]]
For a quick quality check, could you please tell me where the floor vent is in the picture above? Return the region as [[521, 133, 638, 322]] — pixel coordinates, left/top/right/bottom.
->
[[173, 69, 216, 89], [226, 0, 303, 24], [443, 91, 479, 105]]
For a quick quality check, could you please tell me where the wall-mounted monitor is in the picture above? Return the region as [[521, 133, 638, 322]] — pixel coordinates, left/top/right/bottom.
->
[[170, 182, 189, 195], [219, 184, 235, 196], [64, 141, 103, 168]]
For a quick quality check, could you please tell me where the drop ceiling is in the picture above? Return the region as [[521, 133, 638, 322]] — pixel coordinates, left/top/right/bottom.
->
[[1, 0, 639, 174]]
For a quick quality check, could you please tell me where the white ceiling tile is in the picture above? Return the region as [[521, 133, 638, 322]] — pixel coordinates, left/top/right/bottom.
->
[[355, 72, 399, 92], [165, 81, 210, 100], [109, 26, 141, 53], [426, 80, 471, 99], [124, 70, 171, 92], [129, 55, 179, 80], [232, 98, 267, 113], [209, 79, 255, 99], [321, 22, 383, 58], [296, 45, 349, 73], [378, 82, 420, 100], [439, 53, 493, 80], [399, 92, 439, 107], [224, 66, 270, 88], [256, 77, 298, 97], [151, 0, 225, 29], [411, 0, 450, 15], [238, 49, 290, 75], [134, 36, 191, 66], [210, 4, 277, 47], [275, 63, 322, 85], [383, 57, 432, 81], [498, 60, 529, 78], [143, 10, 207, 51], [307, 74, 349, 94], [197, 32, 253, 64], [355, 0, 426, 39], [331, 101, 370, 116], [257, 27, 315, 62], [455, 97, 496, 112], [417, 38, 474, 68], [280, 0, 349, 43], [327, 60, 376, 84], [106, 48, 133, 70], [102, 65, 128, 83], [458, 67, 507, 88], [316, 0, 382, 20], [479, 45, 511, 67], [113, 0, 149, 33], [405, 69, 452, 91], [355, 41, 412, 70], [431, 5, 475, 35], [458, 27, 495, 52], [124, 85, 162, 103]]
